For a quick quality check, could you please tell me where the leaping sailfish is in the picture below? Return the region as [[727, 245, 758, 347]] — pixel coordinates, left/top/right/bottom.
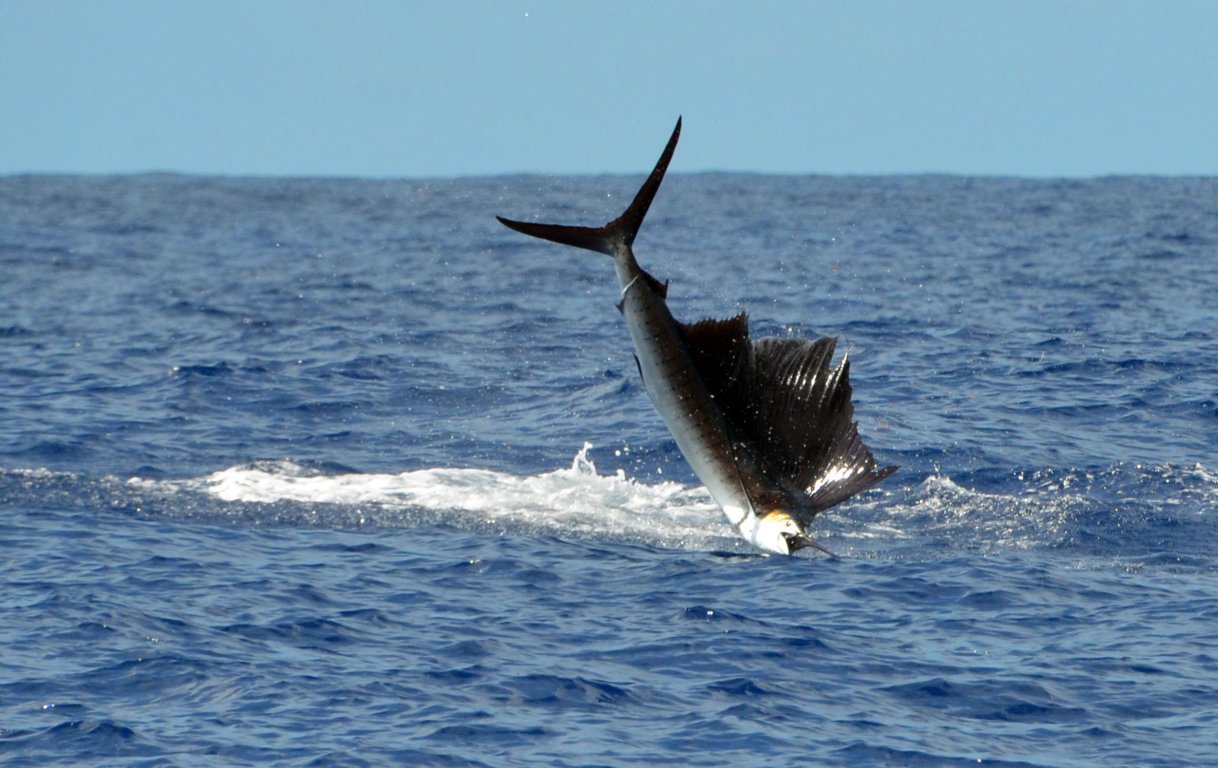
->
[[498, 118, 897, 555]]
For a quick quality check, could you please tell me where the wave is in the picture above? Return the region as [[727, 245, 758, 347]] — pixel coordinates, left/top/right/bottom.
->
[[125, 443, 745, 553], [5, 449, 1216, 562]]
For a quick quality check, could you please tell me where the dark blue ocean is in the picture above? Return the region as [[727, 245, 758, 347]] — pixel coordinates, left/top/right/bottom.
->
[[2, 171, 1216, 767]]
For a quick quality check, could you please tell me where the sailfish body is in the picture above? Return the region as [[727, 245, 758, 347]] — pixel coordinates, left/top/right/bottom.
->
[[498, 118, 896, 555]]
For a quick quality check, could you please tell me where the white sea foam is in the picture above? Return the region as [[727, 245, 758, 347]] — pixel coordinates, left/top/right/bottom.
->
[[123, 453, 1218, 557], [128, 444, 743, 551]]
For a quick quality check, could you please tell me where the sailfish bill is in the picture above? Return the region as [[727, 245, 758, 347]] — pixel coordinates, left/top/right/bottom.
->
[[498, 117, 896, 555]]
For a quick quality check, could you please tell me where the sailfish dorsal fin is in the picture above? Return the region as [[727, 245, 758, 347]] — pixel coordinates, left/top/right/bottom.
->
[[676, 313, 751, 392], [678, 316, 897, 523]]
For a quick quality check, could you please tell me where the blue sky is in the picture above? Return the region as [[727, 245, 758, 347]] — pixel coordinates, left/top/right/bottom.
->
[[3, 1, 1216, 177]]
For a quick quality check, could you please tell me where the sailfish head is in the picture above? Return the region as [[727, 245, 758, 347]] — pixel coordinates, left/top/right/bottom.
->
[[753, 510, 836, 557]]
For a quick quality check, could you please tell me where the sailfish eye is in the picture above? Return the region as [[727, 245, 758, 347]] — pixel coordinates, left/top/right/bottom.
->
[[762, 510, 792, 524]]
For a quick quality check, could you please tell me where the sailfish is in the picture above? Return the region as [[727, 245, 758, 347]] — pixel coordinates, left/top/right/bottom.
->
[[497, 118, 897, 555]]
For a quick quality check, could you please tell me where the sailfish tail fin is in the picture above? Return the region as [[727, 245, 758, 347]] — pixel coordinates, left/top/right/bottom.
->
[[497, 117, 682, 256]]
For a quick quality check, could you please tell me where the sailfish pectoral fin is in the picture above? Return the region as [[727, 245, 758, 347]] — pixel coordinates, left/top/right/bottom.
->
[[497, 118, 682, 257]]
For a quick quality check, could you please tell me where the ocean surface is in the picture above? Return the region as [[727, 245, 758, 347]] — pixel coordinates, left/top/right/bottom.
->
[[2, 170, 1216, 767]]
